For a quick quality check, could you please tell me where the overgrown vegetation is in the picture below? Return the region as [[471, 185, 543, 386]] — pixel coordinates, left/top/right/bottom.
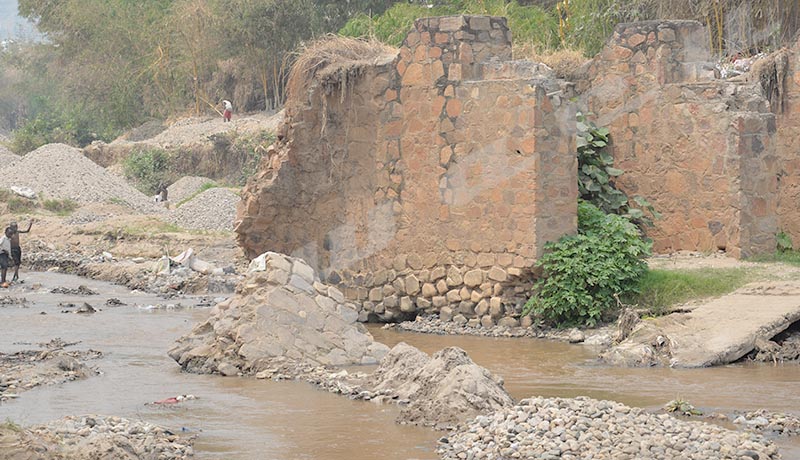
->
[[524, 200, 651, 327], [42, 198, 79, 216], [2, 0, 798, 149], [631, 268, 754, 316], [123, 148, 173, 195], [577, 112, 659, 227], [211, 130, 276, 185]]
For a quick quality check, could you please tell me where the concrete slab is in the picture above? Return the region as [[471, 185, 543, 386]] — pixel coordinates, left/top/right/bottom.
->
[[602, 282, 800, 367]]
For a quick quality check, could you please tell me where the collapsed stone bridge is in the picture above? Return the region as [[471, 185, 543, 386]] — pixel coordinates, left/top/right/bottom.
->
[[235, 15, 800, 324]]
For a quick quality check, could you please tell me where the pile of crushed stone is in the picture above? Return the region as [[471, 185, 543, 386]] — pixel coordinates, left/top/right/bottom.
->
[[167, 176, 215, 204], [168, 187, 239, 231], [0, 144, 162, 213]]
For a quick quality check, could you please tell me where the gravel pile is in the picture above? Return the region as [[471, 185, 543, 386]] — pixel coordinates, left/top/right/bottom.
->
[[734, 409, 800, 436], [169, 187, 239, 231], [168, 176, 215, 204], [0, 143, 162, 213], [438, 396, 780, 460], [31, 415, 195, 459], [0, 148, 20, 167]]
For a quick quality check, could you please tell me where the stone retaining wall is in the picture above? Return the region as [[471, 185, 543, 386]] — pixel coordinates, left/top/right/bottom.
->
[[580, 20, 778, 257], [236, 15, 576, 324]]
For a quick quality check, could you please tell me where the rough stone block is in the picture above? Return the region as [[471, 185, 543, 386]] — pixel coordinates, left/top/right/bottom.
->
[[393, 254, 408, 271], [459, 286, 471, 301], [489, 297, 503, 318], [464, 269, 484, 287], [477, 253, 495, 267], [446, 289, 462, 303], [433, 296, 448, 308], [369, 287, 384, 302], [498, 316, 519, 328], [440, 16, 466, 32], [417, 297, 432, 309], [459, 301, 475, 315], [488, 266, 508, 282], [520, 315, 533, 328], [384, 294, 399, 309], [469, 16, 491, 31], [453, 314, 468, 325], [405, 274, 421, 295], [475, 299, 489, 317], [407, 254, 423, 270], [267, 268, 289, 286], [480, 315, 495, 328], [467, 318, 480, 328], [393, 278, 406, 295], [292, 260, 316, 284], [422, 282, 438, 298], [430, 266, 446, 281], [440, 306, 454, 322], [446, 266, 464, 286], [470, 289, 483, 303], [400, 296, 415, 312], [436, 279, 449, 294], [288, 274, 314, 294]]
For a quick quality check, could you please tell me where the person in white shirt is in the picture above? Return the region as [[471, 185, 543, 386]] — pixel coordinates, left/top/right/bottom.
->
[[0, 227, 12, 285], [222, 99, 232, 122]]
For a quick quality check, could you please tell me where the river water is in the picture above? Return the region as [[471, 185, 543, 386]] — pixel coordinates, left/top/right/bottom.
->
[[1, 272, 798, 459]]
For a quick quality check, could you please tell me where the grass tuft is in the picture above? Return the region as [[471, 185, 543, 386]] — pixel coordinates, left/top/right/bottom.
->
[[631, 268, 755, 316]]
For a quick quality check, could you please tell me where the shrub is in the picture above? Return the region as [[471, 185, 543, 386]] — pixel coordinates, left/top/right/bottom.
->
[[524, 201, 651, 326], [123, 148, 172, 195], [42, 198, 78, 215]]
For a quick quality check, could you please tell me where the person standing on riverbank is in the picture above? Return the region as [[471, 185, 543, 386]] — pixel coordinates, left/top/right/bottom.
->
[[7, 220, 33, 282], [0, 227, 12, 286], [222, 99, 233, 122]]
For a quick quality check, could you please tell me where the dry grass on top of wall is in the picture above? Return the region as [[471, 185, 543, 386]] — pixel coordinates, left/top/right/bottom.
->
[[286, 35, 398, 105], [515, 44, 590, 81]]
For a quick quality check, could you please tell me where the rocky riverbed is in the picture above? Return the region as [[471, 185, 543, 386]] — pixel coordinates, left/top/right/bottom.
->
[[0, 339, 101, 403], [0, 415, 195, 460], [438, 396, 781, 460]]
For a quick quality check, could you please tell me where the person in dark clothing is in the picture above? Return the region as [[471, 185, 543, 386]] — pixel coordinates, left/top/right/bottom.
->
[[7, 220, 32, 282]]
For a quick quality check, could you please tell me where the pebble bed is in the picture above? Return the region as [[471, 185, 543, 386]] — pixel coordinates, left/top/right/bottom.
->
[[389, 315, 605, 344], [33, 415, 194, 459], [168, 187, 240, 231], [438, 397, 780, 460], [734, 409, 800, 437]]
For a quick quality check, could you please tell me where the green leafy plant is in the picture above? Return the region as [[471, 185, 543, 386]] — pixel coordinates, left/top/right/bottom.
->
[[577, 112, 660, 227], [664, 398, 703, 416], [524, 201, 651, 327], [777, 231, 793, 252], [123, 148, 172, 195]]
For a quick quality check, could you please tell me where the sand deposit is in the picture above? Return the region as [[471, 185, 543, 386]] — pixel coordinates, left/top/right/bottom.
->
[[0, 144, 161, 213]]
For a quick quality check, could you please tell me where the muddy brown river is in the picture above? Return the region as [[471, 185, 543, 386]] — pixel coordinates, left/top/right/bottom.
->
[[1, 272, 799, 459]]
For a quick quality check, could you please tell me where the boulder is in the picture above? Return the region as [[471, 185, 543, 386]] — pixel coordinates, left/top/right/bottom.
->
[[367, 342, 513, 429], [169, 252, 390, 375]]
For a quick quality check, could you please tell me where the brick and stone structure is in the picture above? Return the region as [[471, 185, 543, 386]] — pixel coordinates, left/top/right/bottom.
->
[[236, 16, 577, 325], [237, 15, 800, 324], [579, 20, 778, 258]]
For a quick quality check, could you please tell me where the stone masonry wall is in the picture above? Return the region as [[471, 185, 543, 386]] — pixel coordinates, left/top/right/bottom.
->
[[236, 16, 577, 325], [581, 20, 778, 257]]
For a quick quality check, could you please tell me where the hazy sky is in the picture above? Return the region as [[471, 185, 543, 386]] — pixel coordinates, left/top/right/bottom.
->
[[0, 0, 37, 40]]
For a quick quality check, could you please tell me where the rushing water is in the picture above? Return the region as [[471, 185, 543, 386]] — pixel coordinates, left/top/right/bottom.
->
[[1, 272, 798, 459]]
